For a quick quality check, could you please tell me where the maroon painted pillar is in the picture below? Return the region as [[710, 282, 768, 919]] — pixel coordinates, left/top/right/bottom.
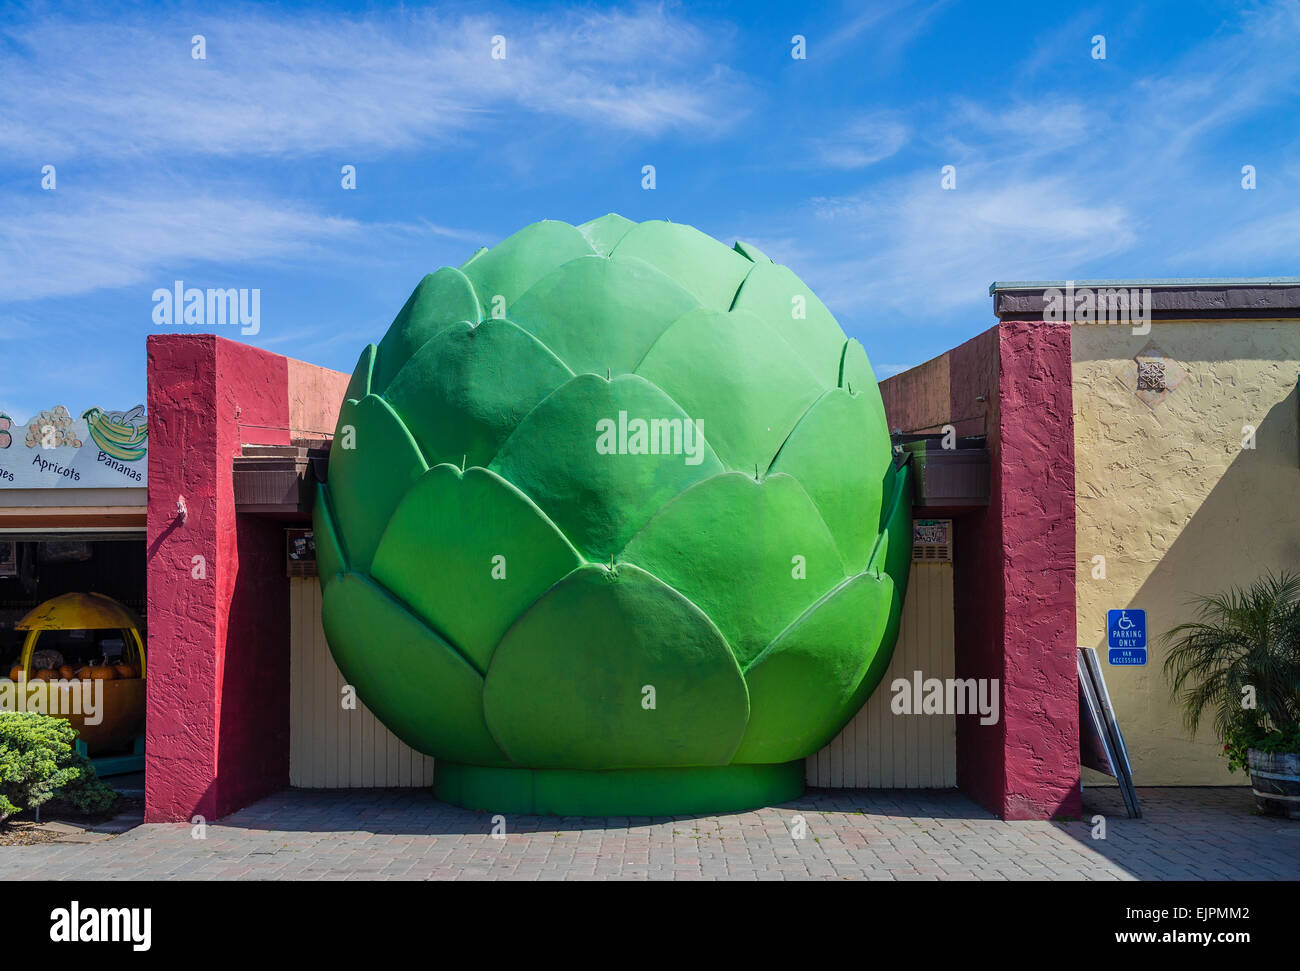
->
[[146, 335, 223, 822], [145, 334, 346, 822], [994, 321, 1078, 819], [882, 320, 1079, 820], [951, 321, 1078, 820]]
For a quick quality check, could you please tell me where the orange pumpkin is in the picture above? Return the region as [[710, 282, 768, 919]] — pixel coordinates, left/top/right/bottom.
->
[[34, 668, 58, 681], [58, 665, 76, 680], [8, 665, 24, 681], [114, 663, 137, 680], [86, 665, 116, 681]]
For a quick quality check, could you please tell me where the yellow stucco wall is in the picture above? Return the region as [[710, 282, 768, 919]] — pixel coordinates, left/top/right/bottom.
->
[[1073, 319, 1300, 785]]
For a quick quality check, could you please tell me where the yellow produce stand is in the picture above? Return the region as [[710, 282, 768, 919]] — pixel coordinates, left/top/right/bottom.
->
[[13, 592, 146, 763]]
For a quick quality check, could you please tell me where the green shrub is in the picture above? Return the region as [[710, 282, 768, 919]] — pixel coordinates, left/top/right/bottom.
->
[[0, 712, 117, 821], [1224, 722, 1300, 774]]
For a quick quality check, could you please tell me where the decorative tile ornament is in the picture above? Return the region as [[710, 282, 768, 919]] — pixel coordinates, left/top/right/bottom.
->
[[1120, 340, 1188, 409]]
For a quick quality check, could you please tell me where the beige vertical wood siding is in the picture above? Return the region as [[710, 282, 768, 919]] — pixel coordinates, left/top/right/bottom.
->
[[290, 565, 955, 791], [807, 563, 957, 788], [289, 578, 434, 788]]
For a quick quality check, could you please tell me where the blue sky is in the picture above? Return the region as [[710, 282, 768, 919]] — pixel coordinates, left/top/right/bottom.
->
[[2, 0, 1298, 421]]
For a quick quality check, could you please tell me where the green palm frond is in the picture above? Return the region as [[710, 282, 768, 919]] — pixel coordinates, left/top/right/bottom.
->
[[1161, 570, 1300, 740]]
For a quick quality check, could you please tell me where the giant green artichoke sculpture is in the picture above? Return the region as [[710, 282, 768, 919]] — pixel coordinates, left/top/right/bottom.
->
[[314, 214, 912, 815]]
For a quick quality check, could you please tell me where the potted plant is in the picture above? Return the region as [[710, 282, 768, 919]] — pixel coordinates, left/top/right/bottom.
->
[[1162, 571, 1300, 818]]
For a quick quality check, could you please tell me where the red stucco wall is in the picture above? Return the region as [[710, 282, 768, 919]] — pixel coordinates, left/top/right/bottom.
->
[[996, 321, 1078, 819], [145, 334, 348, 822], [880, 321, 1079, 820], [145, 335, 222, 822]]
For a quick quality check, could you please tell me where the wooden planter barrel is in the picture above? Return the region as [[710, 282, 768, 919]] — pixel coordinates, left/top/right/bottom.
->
[[1247, 749, 1300, 819]]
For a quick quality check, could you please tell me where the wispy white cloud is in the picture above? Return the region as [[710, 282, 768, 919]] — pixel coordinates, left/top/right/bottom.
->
[[773, 0, 1300, 350], [949, 98, 1097, 154], [812, 114, 909, 169], [0, 5, 750, 161], [0, 195, 362, 301], [806, 172, 1136, 315], [817, 0, 953, 65], [1017, 6, 1111, 80], [0, 3, 753, 307], [1173, 205, 1300, 266]]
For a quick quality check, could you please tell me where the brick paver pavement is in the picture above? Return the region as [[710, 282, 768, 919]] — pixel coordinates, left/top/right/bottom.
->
[[1, 786, 1295, 880]]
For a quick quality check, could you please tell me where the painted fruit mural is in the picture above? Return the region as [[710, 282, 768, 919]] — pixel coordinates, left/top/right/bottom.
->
[[315, 214, 912, 815]]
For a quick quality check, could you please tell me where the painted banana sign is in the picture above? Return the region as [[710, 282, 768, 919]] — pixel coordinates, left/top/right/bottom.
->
[[81, 406, 148, 462], [0, 404, 147, 488]]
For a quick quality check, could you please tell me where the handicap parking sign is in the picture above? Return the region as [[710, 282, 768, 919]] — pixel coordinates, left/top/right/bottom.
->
[[1107, 609, 1147, 665]]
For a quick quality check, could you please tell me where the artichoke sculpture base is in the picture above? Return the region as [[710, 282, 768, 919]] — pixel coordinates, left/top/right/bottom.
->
[[433, 761, 806, 817]]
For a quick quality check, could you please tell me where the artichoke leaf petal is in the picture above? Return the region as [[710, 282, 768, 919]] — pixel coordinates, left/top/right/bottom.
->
[[327, 394, 428, 575], [831, 576, 905, 731], [322, 572, 510, 766], [460, 220, 596, 315], [610, 220, 753, 313], [577, 213, 636, 257], [768, 388, 892, 575], [730, 261, 846, 389], [489, 373, 724, 561], [634, 306, 823, 474], [732, 240, 772, 264], [371, 464, 584, 673], [839, 337, 882, 397], [482, 563, 749, 769], [879, 462, 913, 589], [344, 344, 376, 403], [508, 255, 700, 377], [621, 470, 846, 668], [312, 483, 348, 589], [384, 317, 573, 470], [732, 570, 894, 764], [372, 267, 482, 394], [840, 463, 913, 727]]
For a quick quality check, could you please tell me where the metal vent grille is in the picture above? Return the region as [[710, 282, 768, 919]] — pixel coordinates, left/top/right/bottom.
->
[[912, 519, 953, 562]]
